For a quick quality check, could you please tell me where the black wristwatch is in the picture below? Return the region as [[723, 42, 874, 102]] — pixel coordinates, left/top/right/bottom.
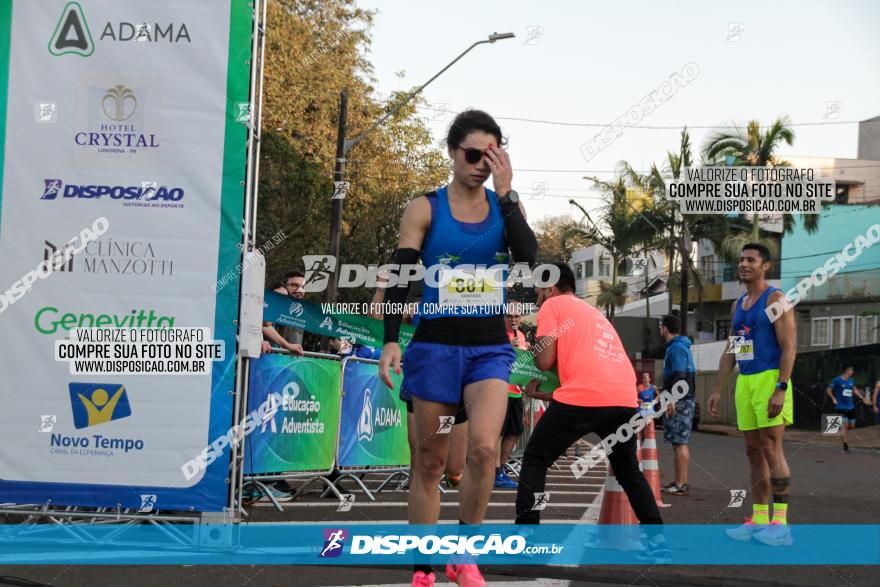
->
[[775, 381, 788, 391], [499, 189, 520, 206]]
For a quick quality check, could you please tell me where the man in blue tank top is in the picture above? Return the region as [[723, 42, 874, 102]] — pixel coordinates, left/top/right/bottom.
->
[[708, 243, 796, 546], [825, 366, 868, 453], [378, 110, 537, 587]]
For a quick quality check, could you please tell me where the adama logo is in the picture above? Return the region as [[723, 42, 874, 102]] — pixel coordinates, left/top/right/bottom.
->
[[49, 2, 192, 57], [49, 2, 95, 57]]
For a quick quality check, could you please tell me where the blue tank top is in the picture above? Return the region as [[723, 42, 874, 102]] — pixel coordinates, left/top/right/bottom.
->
[[732, 286, 781, 375], [419, 186, 507, 319]]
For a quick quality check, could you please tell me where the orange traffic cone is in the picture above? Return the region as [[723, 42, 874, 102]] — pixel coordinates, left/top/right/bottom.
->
[[640, 419, 671, 508], [595, 462, 641, 550]]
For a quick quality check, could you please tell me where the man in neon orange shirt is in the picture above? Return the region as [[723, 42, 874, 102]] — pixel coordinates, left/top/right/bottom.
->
[[514, 262, 663, 531]]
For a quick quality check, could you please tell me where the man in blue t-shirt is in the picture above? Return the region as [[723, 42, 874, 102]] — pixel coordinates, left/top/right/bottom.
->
[[826, 366, 868, 453], [659, 315, 696, 496]]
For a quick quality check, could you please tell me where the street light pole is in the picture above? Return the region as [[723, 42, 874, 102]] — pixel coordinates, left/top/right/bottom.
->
[[325, 90, 349, 306], [323, 32, 515, 304]]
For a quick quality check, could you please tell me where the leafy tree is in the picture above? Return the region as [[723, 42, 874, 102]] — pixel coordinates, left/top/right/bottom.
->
[[255, 0, 448, 303], [534, 215, 591, 264]]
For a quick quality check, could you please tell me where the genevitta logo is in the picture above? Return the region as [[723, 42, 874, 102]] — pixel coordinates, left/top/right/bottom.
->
[[34, 306, 175, 335], [49, 2, 191, 57], [40, 179, 184, 205]]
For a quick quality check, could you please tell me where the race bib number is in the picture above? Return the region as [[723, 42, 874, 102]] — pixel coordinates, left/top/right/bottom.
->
[[843, 387, 853, 397], [730, 336, 754, 361], [438, 266, 503, 312]]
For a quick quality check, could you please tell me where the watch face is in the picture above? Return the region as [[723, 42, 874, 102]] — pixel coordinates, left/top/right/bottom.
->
[[507, 190, 520, 203]]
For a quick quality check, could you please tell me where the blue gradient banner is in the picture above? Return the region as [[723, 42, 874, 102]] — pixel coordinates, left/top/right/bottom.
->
[[0, 524, 877, 565]]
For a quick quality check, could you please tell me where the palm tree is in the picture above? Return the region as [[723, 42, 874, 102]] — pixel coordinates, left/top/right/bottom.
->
[[703, 117, 820, 263], [621, 129, 733, 334], [562, 174, 658, 318]]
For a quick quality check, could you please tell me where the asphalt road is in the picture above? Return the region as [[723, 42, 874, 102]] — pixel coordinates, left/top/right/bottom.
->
[[2, 430, 878, 586]]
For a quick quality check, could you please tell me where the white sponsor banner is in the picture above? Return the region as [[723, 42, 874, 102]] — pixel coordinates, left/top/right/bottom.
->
[[0, 0, 241, 493]]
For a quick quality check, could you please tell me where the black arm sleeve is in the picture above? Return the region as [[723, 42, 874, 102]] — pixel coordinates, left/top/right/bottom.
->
[[383, 247, 420, 345], [501, 201, 538, 266]]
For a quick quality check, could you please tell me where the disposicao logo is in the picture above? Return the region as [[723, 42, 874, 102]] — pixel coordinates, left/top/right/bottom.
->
[[68, 383, 132, 429], [319, 529, 348, 558]]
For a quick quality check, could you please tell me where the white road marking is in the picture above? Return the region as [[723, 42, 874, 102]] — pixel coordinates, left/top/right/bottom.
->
[[253, 500, 598, 508], [338, 581, 570, 587]]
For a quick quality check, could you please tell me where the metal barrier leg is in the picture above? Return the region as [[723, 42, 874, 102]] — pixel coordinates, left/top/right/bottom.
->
[[323, 472, 376, 502], [375, 470, 408, 493], [292, 476, 345, 503], [247, 480, 283, 512]]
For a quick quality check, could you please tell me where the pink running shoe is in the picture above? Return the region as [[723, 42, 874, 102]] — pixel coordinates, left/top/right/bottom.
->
[[446, 563, 486, 587], [411, 571, 435, 587]]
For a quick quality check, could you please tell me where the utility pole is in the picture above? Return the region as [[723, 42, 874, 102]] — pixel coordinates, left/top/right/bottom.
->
[[679, 219, 691, 337], [325, 90, 348, 305]]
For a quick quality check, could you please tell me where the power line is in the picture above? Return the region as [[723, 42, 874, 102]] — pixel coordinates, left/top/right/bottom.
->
[[413, 104, 869, 129], [514, 164, 880, 173]]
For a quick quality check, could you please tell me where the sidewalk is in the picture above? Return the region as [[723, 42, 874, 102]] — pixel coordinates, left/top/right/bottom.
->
[[697, 423, 880, 449]]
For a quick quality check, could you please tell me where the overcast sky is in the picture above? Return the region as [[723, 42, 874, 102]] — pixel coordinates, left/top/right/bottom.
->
[[354, 0, 880, 222]]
